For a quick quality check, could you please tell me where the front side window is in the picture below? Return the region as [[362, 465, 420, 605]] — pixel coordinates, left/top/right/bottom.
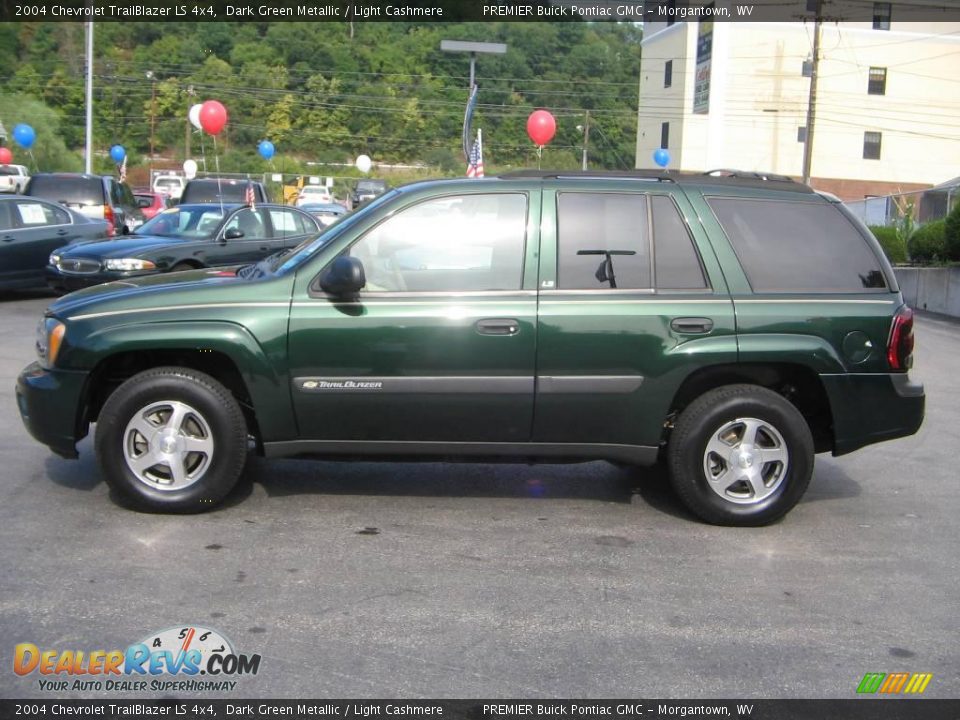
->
[[707, 197, 887, 293], [347, 193, 527, 293], [557, 193, 650, 290]]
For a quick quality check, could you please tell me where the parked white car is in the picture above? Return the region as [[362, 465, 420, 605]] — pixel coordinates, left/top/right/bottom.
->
[[295, 184, 334, 206], [152, 175, 186, 200], [0, 164, 30, 194]]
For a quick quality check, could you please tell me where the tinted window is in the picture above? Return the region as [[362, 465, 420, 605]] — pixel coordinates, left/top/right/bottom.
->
[[348, 193, 527, 293], [0, 201, 13, 230], [651, 196, 707, 289], [557, 193, 650, 290], [707, 197, 887, 292], [182, 180, 262, 204], [27, 176, 104, 206]]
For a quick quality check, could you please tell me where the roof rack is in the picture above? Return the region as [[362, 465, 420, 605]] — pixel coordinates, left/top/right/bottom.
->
[[495, 168, 815, 193], [498, 169, 674, 182], [702, 169, 798, 183]]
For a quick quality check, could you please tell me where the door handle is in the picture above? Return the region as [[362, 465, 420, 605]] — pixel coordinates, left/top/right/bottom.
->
[[2, 236, 14, 243], [57, 229, 70, 236], [671, 317, 714, 334], [476, 318, 520, 336], [260, 245, 270, 251]]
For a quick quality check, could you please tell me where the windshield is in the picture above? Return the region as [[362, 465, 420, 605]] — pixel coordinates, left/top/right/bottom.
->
[[138, 206, 227, 239], [357, 180, 386, 192], [272, 189, 399, 274], [155, 178, 183, 190]]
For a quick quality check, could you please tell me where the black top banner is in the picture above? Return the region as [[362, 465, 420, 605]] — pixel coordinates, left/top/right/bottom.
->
[[1, 0, 959, 23], [3, 699, 960, 720]]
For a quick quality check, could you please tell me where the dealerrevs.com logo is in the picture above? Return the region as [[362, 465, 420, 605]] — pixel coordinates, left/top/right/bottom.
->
[[13, 626, 261, 693]]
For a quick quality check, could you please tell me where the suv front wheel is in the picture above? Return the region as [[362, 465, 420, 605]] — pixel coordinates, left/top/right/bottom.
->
[[667, 384, 814, 526], [95, 367, 248, 512]]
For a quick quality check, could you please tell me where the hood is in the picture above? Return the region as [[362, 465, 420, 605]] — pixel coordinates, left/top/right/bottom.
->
[[58, 234, 188, 257], [47, 266, 269, 320]]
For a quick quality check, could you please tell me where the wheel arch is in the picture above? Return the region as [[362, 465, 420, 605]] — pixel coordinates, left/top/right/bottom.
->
[[665, 362, 834, 454], [73, 321, 295, 449]]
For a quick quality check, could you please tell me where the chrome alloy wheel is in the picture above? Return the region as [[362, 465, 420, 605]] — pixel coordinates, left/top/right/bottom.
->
[[123, 400, 214, 491], [702, 417, 789, 505]]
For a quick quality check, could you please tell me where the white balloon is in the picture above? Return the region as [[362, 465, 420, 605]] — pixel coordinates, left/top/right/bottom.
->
[[355, 154, 372, 174], [183, 159, 198, 179], [188, 104, 203, 131]]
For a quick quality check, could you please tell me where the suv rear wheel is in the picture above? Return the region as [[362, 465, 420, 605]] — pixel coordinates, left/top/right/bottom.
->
[[667, 384, 814, 526], [95, 367, 248, 512]]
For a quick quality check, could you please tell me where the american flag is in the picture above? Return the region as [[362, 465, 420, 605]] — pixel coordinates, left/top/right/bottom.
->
[[244, 181, 256, 209], [466, 129, 484, 178]]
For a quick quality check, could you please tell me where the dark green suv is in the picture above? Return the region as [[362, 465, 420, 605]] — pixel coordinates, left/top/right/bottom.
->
[[16, 171, 924, 525]]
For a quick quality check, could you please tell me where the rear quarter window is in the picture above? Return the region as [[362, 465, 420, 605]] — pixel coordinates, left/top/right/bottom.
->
[[707, 197, 887, 293]]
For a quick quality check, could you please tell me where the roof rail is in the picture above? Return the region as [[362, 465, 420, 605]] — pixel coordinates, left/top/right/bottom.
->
[[498, 169, 675, 182], [703, 169, 798, 184]]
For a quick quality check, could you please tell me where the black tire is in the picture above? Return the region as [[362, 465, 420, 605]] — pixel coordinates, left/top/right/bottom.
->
[[95, 367, 248, 513], [667, 384, 814, 526]]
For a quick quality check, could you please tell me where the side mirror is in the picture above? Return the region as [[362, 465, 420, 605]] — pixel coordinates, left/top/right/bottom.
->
[[319, 256, 365, 296], [224, 227, 244, 240]]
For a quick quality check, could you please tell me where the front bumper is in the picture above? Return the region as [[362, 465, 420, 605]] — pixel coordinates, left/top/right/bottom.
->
[[823, 372, 925, 456], [46, 266, 153, 292], [16, 362, 89, 459]]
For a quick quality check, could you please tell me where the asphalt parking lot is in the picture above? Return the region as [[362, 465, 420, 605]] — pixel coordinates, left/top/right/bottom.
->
[[0, 290, 957, 700]]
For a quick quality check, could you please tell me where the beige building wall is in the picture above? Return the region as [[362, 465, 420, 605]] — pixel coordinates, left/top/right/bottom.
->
[[636, 21, 960, 198]]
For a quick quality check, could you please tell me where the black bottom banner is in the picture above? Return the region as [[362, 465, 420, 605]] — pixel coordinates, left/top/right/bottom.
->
[[2, 700, 960, 720]]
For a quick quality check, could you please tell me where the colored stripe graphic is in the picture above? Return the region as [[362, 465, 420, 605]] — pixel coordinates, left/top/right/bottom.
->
[[879, 672, 909, 693], [857, 673, 885, 694], [857, 672, 932, 694]]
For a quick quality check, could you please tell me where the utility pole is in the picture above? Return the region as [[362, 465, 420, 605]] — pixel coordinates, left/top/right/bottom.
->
[[579, 111, 591, 170], [147, 71, 156, 175], [801, 0, 822, 186]]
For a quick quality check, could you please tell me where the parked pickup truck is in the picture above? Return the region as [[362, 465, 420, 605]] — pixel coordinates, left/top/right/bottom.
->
[[0, 164, 30, 194], [16, 170, 924, 525]]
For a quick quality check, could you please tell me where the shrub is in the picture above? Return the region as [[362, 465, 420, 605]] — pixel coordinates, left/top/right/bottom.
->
[[944, 202, 960, 261], [908, 220, 947, 263], [868, 225, 907, 264]]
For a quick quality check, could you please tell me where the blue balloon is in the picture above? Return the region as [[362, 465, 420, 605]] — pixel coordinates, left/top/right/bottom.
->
[[109, 144, 126, 163], [653, 148, 670, 168], [13, 123, 35, 150], [258, 140, 275, 160]]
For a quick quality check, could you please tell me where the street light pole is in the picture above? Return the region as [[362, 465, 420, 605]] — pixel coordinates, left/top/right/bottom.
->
[[578, 111, 591, 170], [801, 0, 822, 185], [440, 40, 507, 162], [84, 21, 94, 174]]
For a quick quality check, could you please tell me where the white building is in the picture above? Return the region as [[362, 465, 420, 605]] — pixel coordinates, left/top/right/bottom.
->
[[636, 15, 960, 200]]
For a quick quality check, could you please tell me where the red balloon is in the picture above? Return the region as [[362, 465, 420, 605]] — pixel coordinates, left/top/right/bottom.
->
[[527, 110, 557, 146], [0, 147, 12, 164], [199, 100, 228, 136]]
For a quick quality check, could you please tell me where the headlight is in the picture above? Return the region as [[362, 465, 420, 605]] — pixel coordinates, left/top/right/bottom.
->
[[49, 254, 60, 266], [36, 318, 66, 369], [103, 258, 157, 271]]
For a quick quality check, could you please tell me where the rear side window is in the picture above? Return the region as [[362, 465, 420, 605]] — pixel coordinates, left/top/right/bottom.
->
[[26, 176, 104, 206], [707, 197, 887, 292], [651, 195, 708, 289], [557, 193, 650, 289]]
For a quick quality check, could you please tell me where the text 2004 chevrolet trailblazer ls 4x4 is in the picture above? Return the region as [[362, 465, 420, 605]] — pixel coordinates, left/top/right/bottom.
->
[[17, 171, 924, 525]]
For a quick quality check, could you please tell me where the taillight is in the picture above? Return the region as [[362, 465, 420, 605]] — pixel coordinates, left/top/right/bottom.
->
[[887, 306, 915, 371], [104, 205, 116, 236]]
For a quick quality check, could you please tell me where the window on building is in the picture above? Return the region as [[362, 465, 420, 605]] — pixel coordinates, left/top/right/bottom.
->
[[557, 193, 651, 290], [664, 60, 673, 88], [661, 122, 670, 150], [873, 2, 891, 29], [797, 126, 807, 143], [868, 67, 887, 95], [666, 0, 676, 25], [707, 197, 887, 293], [802, 59, 813, 77], [863, 131, 882, 160]]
